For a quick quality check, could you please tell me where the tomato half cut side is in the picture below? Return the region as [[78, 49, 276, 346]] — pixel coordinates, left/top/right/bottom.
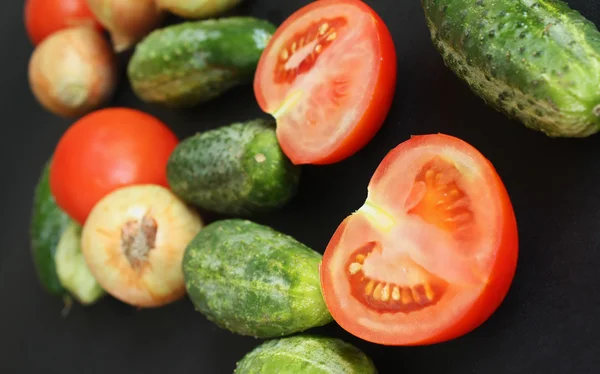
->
[[254, 0, 397, 165], [320, 134, 519, 346]]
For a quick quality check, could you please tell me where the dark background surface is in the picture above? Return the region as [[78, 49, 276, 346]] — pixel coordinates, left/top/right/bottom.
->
[[2, 0, 600, 373]]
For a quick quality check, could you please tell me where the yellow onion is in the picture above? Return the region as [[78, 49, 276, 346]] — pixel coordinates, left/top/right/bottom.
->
[[86, 0, 164, 52], [28, 27, 117, 118], [155, 0, 243, 19], [81, 184, 203, 308]]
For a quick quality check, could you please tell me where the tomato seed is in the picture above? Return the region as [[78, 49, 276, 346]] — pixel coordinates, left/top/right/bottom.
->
[[381, 284, 390, 301], [273, 17, 347, 84], [349, 262, 362, 274]]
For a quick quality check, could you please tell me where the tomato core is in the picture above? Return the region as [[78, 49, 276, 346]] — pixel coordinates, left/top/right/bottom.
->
[[407, 157, 476, 242]]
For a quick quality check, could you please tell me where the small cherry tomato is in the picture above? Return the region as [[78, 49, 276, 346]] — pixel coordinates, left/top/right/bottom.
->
[[24, 0, 103, 45], [49, 108, 179, 225], [320, 134, 519, 346]]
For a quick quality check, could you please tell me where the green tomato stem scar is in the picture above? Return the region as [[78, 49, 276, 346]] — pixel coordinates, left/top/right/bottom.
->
[[357, 201, 396, 232], [272, 90, 303, 120]]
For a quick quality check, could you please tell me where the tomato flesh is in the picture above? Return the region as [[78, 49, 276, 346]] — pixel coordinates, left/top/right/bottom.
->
[[24, 0, 103, 45], [346, 241, 449, 314], [273, 16, 347, 84], [254, 0, 397, 165], [320, 134, 519, 346], [49, 108, 179, 225]]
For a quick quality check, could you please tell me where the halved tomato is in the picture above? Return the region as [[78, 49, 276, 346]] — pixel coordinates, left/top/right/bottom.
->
[[320, 134, 519, 346], [253, 0, 397, 165]]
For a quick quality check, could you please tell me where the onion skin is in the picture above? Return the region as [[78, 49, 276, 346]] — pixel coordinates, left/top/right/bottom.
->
[[28, 27, 117, 118], [155, 0, 244, 19], [81, 184, 203, 308], [86, 0, 164, 52]]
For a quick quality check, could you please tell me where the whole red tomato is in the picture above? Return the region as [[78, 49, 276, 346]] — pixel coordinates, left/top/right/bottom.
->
[[24, 0, 104, 45], [50, 108, 179, 225]]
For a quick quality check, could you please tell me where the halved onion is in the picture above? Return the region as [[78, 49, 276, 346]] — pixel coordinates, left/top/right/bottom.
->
[[81, 184, 203, 308]]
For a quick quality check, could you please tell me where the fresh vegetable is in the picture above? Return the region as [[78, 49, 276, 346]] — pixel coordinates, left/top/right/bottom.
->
[[235, 335, 378, 374], [86, 0, 164, 52], [128, 17, 276, 107], [422, 0, 600, 137], [253, 0, 396, 165], [28, 27, 117, 118], [167, 119, 300, 216], [25, 0, 103, 45], [49, 107, 179, 225], [30, 160, 103, 309], [320, 134, 519, 346], [183, 219, 332, 338], [81, 185, 203, 308], [156, 0, 243, 19], [30, 160, 73, 299], [55, 222, 105, 305]]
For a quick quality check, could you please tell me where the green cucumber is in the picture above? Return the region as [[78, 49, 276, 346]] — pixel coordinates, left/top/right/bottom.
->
[[182, 219, 332, 338], [235, 335, 378, 374], [30, 160, 72, 297], [127, 17, 276, 107], [30, 159, 104, 308], [167, 119, 300, 216], [55, 222, 105, 305], [421, 0, 600, 137]]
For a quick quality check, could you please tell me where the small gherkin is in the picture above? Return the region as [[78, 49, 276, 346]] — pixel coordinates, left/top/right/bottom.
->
[[422, 0, 600, 137], [234, 335, 378, 374], [127, 17, 276, 107], [182, 220, 333, 338], [166, 118, 301, 216]]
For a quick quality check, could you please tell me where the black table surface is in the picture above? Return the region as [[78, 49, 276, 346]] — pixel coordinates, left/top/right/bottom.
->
[[3, 0, 600, 373]]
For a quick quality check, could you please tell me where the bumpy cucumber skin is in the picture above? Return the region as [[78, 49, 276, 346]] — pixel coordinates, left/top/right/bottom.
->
[[30, 160, 72, 297], [127, 17, 276, 107], [234, 335, 378, 374], [182, 219, 332, 338], [167, 119, 300, 216], [422, 0, 600, 137]]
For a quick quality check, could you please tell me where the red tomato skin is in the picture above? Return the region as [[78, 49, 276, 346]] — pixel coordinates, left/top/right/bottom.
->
[[49, 108, 179, 225], [414, 142, 519, 345], [24, 0, 103, 45], [320, 134, 519, 346], [253, 0, 397, 165], [308, 2, 397, 165]]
